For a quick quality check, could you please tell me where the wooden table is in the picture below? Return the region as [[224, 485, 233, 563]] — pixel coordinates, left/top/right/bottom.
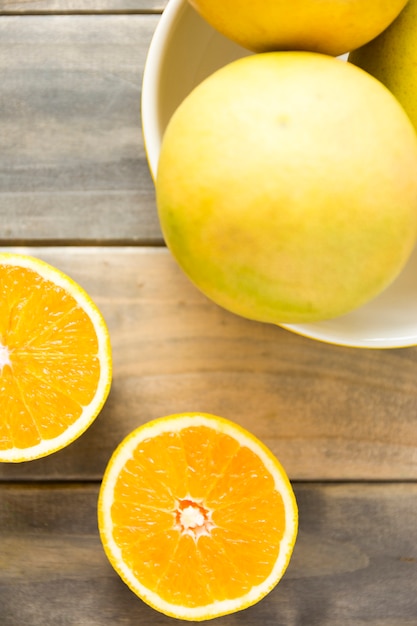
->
[[0, 2, 416, 624]]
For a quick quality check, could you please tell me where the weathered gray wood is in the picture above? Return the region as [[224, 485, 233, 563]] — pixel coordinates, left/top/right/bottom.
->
[[0, 246, 416, 482], [0, 482, 415, 625], [0, 0, 167, 13], [0, 15, 162, 243]]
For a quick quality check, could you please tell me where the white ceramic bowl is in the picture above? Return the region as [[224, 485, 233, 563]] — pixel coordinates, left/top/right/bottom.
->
[[142, 0, 417, 349]]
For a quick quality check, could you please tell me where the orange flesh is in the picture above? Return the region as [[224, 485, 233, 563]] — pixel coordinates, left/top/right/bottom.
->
[[0, 265, 100, 450], [111, 426, 286, 607]]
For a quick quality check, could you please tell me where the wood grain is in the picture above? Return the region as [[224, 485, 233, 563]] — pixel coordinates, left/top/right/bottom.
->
[[0, 482, 415, 626], [0, 0, 167, 13], [0, 246, 416, 482], [0, 14, 161, 244]]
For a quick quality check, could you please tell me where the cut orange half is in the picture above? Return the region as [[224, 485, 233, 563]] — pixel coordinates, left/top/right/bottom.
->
[[98, 413, 298, 621], [0, 253, 112, 462]]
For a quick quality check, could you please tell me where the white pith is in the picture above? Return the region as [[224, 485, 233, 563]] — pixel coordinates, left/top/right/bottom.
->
[[174, 497, 216, 539], [0, 343, 11, 372], [180, 504, 204, 529]]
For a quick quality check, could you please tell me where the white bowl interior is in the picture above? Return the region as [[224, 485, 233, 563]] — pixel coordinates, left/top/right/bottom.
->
[[141, 0, 250, 179], [141, 0, 417, 349]]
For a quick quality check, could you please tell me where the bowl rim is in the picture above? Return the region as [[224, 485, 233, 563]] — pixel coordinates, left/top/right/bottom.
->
[[141, 0, 187, 181]]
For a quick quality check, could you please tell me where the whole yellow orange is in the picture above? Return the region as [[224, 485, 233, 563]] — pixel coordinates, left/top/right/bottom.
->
[[156, 52, 417, 325], [187, 0, 409, 56], [350, 0, 417, 131]]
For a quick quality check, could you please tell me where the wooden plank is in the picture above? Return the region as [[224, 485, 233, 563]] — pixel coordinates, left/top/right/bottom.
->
[[0, 482, 416, 625], [0, 0, 168, 13], [1, 246, 416, 481], [0, 15, 162, 244]]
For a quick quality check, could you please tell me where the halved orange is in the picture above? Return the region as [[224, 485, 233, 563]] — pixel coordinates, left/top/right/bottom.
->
[[98, 413, 298, 621], [0, 252, 112, 462]]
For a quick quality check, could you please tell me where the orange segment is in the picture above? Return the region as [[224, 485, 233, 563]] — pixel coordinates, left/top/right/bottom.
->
[[0, 253, 112, 462], [98, 413, 298, 621]]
